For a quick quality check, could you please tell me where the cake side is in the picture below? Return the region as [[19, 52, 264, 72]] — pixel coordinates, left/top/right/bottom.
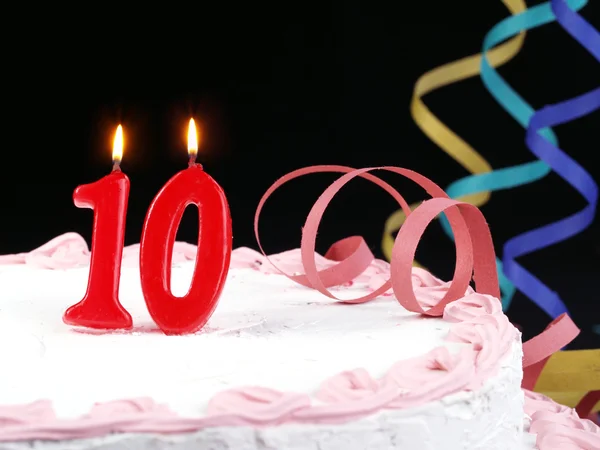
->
[[0, 345, 523, 450], [0, 239, 523, 449]]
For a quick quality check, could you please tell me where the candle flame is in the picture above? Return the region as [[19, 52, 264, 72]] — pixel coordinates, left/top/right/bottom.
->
[[187, 118, 198, 158], [113, 125, 124, 164]]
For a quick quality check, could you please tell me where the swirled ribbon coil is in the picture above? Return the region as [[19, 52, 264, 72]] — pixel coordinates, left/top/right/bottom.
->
[[503, 90, 599, 315], [255, 165, 500, 308]]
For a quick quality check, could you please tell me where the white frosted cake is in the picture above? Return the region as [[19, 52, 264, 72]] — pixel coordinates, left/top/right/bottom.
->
[[0, 234, 597, 449]]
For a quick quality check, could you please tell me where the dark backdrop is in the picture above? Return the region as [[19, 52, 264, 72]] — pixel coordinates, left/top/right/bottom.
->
[[3, 1, 599, 348]]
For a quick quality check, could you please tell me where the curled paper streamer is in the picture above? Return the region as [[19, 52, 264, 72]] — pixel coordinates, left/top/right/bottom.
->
[[521, 314, 600, 415], [381, 0, 527, 278], [503, 92, 599, 317], [257, 165, 501, 310], [256, 165, 598, 413]]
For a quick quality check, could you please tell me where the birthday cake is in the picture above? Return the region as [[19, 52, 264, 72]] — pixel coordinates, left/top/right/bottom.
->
[[0, 233, 525, 450], [0, 167, 597, 450]]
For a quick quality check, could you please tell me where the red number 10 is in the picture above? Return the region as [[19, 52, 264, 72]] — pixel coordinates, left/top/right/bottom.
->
[[63, 165, 232, 335]]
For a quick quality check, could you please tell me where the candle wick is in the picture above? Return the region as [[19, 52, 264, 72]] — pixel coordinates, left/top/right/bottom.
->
[[188, 153, 197, 168], [112, 161, 121, 172]]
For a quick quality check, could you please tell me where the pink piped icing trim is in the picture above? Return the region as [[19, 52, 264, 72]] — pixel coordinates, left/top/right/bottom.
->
[[0, 233, 198, 270], [524, 390, 600, 449], [0, 233, 520, 442]]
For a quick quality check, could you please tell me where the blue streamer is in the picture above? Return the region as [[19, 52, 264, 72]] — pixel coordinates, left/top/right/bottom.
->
[[503, 0, 599, 321], [505, 88, 599, 315], [438, 0, 588, 313]]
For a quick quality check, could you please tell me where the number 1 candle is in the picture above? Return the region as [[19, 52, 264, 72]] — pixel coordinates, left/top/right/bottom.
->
[[63, 125, 132, 329], [139, 118, 232, 335]]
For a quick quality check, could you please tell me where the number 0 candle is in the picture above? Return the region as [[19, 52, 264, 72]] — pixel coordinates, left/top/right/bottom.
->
[[139, 118, 232, 335], [63, 125, 132, 329]]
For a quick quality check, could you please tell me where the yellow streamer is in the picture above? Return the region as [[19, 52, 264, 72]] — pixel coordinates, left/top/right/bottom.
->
[[381, 0, 527, 262], [536, 349, 600, 413]]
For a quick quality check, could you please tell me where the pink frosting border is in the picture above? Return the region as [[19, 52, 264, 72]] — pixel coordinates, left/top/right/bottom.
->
[[524, 390, 600, 449], [1, 234, 598, 448]]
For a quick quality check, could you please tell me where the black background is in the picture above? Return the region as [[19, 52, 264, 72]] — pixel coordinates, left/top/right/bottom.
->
[[2, 1, 599, 347]]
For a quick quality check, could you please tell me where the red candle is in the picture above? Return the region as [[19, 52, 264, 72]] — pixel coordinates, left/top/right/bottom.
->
[[63, 125, 133, 329], [139, 118, 232, 335]]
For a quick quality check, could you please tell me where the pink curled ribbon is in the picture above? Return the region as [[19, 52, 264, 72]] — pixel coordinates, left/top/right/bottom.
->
[[255, 165, 499, 315], [521, 313, 600, 419], [521, 313, 580, 391]]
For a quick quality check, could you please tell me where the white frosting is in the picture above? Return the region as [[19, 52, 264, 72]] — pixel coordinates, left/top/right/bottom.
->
[[0, 261, 524, 449]]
